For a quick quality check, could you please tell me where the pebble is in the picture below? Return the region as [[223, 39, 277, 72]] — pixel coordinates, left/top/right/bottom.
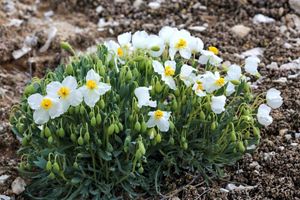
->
[[220, 188, 229, 193], [283, 42, 292, 49], [7, 18, 23, 27], [0, 195, 11, 200], [96, 5, 104, 13], [249, 161, 260, 168], [273, 77, 287, 83], [285, 134, 292, 140], [280, 58, 300, 70], [230, 24, 251, 38], [11, 177, 26, 195], [0, 175, 10, 184], [39, 27, 57, 53], [188, 25, 207, 32], [278, 146, 285, 151], [263, 151, 276, 161], [253, 14, 275, 24], [295, 133, 300, 139], [266, 62, 279, 70], [291, 143, 298, 147], [148, 2, 161, 9], [239, 47, 264, 59], [289, 0, 300, 15], [226, 183, 256, 191]]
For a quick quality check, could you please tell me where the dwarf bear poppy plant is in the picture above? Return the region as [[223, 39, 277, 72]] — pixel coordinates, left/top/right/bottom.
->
[[10, 26, 282, 199]]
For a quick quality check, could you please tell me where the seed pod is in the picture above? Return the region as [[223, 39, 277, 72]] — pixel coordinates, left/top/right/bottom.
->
[[169, 137, 175, 145], [89, 111, 95, 118], [237, 141, 245, 153], [91, 117, 97, 127], [169, 121, 175, 131], [48, 136, 53, 144], [200, 111, 205, 120], [141, 121, 147, 133], [99, 65, 105, 76], [114, 124, 120, 134], [107, 124, 115, 135], [71, 133, 77, 142], [155, 81, 163, 93], [129, 115, 134, 122], [243, 83, 250, 93], [53, 162, 60, 172], [210, 122, 217, 131], [180, 136, 186, 142], [118, 122, 124, 131], [19, 162, 26, 170], [22, 137, 28, 146], [73, 162, 78, 169], [80, 105, 85, 115], [253, 127, 260, 138], [68, 106, 75, 115], [77, 136, 84, 145], [24, 84, 35, 96], [231, 80, 240, 85], [74, 106, 80, 114], [48, 172, 55, 180], [172, 100, 178, 110], [138, 166, 144, 174], [135, 149, 143, 160], [245, 131, 250, 139], [155, 133, 162, 143], [99, 99, 105, 109], [148, 128, 156, 139], [182, 142, 188, 150], [139, 142, 146, 155], [107, 143, 113, 152], [84, 131, 90, 142], [58, 128, 65, 138], [134, 121, 141, 132], [44, 127, 51, 138], [96, 113, 102, 125], [17, 123, 24, 133], [46, 161, 52, 171], [65, 64, 74, 75], [230, 130, 236, 142], [174, 89, 180, 97], [40, 130, 45, 138], [125, 70, 133, 81]]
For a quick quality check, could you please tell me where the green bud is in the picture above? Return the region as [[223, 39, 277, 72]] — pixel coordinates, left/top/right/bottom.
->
[[230, 80, 240, 85], [48, 172, 55, 179], [230, 130, 236, 142], [65, 64, 74, 75], [77, 136, 84, 145], [44, 127, 51, 138], [141, 121, 147, 133], [169, 137, 175, 145], [99, 99, 105, 109], [53, 162, 60, 172], [182, 142, 188, 150], [125, 70, 133, 81], [71, 133, 77, 142], [174, 89, 180, 97], [243, 83, 250, 93], [150, 45, 160, 52], [135, 149, 143, 160], [180, 136, 186, 142], [237, 141, 245, 153], [148, 128, 156, 139], [69, 106, 75, 115], [19, 162, 26, 170], [40, 130, 45, 138], [84, 131, 90, 142], [210, 122, 217, 131], [107, 143, 113, 152], [114, 124, 120, 134], [80, 105, 85, 115], [118, 122, 124, 131], [74, 106, 80, 114], [91, 117, 97, 127], [73, 162, 79, 169], [24, 84, 35, 96], [58, 128, 65, 137], [155, 81, 163, 93], [253, 127, 260, 138], [89, 111, 95, 118], [99, 65, 105, 77], [46, 161, 52, 171], [200, 111, 205, 120], [61, 42, 76, 55], [129, 115, 134, 122], [169, 121, 175, 131], [134, 121, 141, 132], [172, 100, 178, 110], [22, 137, 28, 146], [139, 142, 146, 155], [155, 133, 162, 143], [138, 166, 144, 174], [96, 113, 102, 125], [107, 124, 115, 135], [48, 136, 53, 144]]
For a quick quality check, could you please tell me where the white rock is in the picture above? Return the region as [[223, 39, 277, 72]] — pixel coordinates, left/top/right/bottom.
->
[[3, 0, 15, 14], [266, 62, 279, 70], [7, 18, 23, 27], [96, 5, 104, 13], [280, 58, 300, 70], [0, 195, 11, 200], [231, 24, 251, 38], [226, 183, 256, 191], [291, 142, 298, 146], [249, 161, 259, 168], [283, 42, 292, 49], [44, 10, 54, 19], [285, 134, 292, 140], [239, 47, 264, 58], [188, 25, 207, 32], [278, 146, 285, 151], [39, 27, 57, 53], [247, 144, 256, 150], [148, 2, 160, 9], [289, 0, 300, 15], [263, 151, 275, 161], [12, 46, 32, 60], [0, 175, 10, 184], [11, 177, 26, 195], [273, 77, 287, 83], [295, 133, 300, 139], [253, 14, 275, 24], [226, 183, 238, 191], [288, 73, 300, 79], [220, 188, 229, 193]]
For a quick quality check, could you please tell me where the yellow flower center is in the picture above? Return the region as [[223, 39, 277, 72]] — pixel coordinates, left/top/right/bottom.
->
[[40, 98, 53, 110], [57, 86, 70, 99], [215, 78, 225, 86], [164, 66, 175, 76], [208, 46, 219, 55], [86, 80, 97, 90], [175, 38, 187, 49], [196, 82, 204, 91], [154, 110, 164, 120], [117, 47, 123, 57]]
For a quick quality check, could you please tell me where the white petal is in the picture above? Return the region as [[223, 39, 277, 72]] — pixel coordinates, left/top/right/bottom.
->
[[198, 54, 210, 65], [226, 82, 235, 96], [118, 32, 131, 46], [60, 100, 70, 112], [169, 48, 177, 60], [245, 56, 260, 75], [48, 99, 63, 118], [156, 118, 170, 132], [28, 93, 43, 110], [46, 82, 62, 98], [211, 95, 226, 114], [226, 64, 241, 81], [148, 34, 165, 57], [33, 109, 50, 124], [134, 87, 151, 108], [164, 60, 176, 70], [84, 90, 100, 107], [266, 88, 283, 109], [69, 90, 83, 106], [159, 26, 178, 44], [257, 104, 271, 115], [179, 48, 191, 59], [146, 117, 156, 128], [147, 100, 157, 108], [97, 82, 111, 95], [86, 69, 100, 82], [132, 31, 149, 49], [62, 76, 78, 90], [163, 76, 177, 90], [152, 60, 164, 75]]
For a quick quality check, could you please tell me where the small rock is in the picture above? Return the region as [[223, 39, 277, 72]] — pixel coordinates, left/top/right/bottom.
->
[[96, 5, 104, 13], [39, 27, 57, 53], [249, 161, 260, 168], [0, 195, 11, 200], [253, 14, 275, 24], [263, 151, 275, 161], [253, 170, 260, 175], [280, 58, 300, 70], [288, 73, 300, 79], [220, 188, 229, 193], [285, 134, 292, 140], [283, 42, 292, 49], [7, 18, 23, 27], [12, 46, 32, 60], [231, 24, 251, 38], [247, 144, 256, 150], [11, 177, 26, 195], [273, 77, 287, 83], [240, 47, 264, 58], [171, 197, 180, 200], [44, 10, 54, 19], [188, 25, 207, 32], [0, 175, 10, 184], [295, 133, 300, 139], [289, 0, 300, 15], [148, 2, 160, 9], [278, 146, 285, 151], [236, 169, 244, 174], [291, 143, 298, 147], [266, 62, 279, 70]]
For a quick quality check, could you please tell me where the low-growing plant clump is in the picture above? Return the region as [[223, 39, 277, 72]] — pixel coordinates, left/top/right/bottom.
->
[[10, 27, 283, 199]]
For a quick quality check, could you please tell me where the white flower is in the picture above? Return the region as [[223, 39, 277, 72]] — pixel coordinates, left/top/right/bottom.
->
[[245, 56, 260, 75], [158, 26, 178, 45], [226, 64, 242, 81], [134, 86, 157, 108], [46, 76, 83, 112], [132, 31, 149, 49], [117, 32, 131, 49], [266, 88, 283, 109], [226, 82, 236, 96], [189, 36, 204, 54], [104, 40, 124, 58], [202, 71, 226, 93], [79, 69, 111, 107], [211, 95, 226, 114], [152, 60, 177, 90], [147, 34, 165, 57], [28, 94, 63, 124], [198, 50, 223, 66], [192, 75, 206, 97], [169, 29, 192, 60], [146, 110, 171, 132], [257, 104, 273, 126], [180, 64, 196, 87]]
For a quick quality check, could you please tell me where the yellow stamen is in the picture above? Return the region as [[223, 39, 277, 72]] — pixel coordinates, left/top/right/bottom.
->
[[175, 38, 187, 49], [40, 98, 53, 110], [196, 82, 204, 91], [57, 86, 70, 99], [154, 110, 164, 120], [117, 47, 123, 57], [86, 80, 97, 90], [164, 66, 175, 76], [215, 78, 225, 86], [208, 46, 219, 55]]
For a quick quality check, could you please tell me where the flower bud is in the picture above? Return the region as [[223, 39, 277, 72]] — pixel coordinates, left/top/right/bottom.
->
[[71, 133, 77, 142], [53, 162, 60, 172], [118, 122, 124, 131], [134, 121, 141, 132], [135, 149, 143, 160], [24, 84, 35, 96], [230, 80, 240, 85], [210, 122, 217, 131], [73, 162, 78, 169], [107, 143, 114, 152], [114, 123, 120, 134], [174, 89, 180, 97], [77, 136, 84, 145], [155, 133, 162, 143], [243, 83, 250, 93], [148, 128, 156, 140], [138, 142, 146, 155], [107, 124, 115, 135], [237, 141, 245, 153], [58, 128, 65, 138], [99, 64, 106, 77], [89, 111, 95, 118], [245, 131, 250, 139], [91, 117, 97, 127], [68, 106, 75, 115], [46, 161, 52, 171], [75, 106, 80, 114], [172, 100, 178, 110], [48, 172, 55, 179], [169, 121, 175, 131], [155, 81, 163, 93], [22, 137, 28, 146], [48, 136, 53, 144], [230, 130, 236, 142], [80, 105, 85, 115], [125, 70, 133, 81], [84, 131, 90, 142], [200, 111, 205, 120], [60, 42, 76, 56], [253, 127, 260, 138], [99, 99, 105, 109], [96, 113, 102, 125], [141, 121, 147, 133], [44, 127, 51, 138], [182, 142, 188, 150], [169, 137, 175, 145]]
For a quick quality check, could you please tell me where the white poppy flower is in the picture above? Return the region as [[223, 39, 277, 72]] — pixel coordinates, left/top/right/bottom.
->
[[257, 104, 273, 126], [198, 50, 223, 66], [79, 69, 111, 107], [226, 64, 242, 81], [201, 71, 226, 93], [134, 86, 157, 108], [147, 34, 165, 57], [159, 26, 178, 45], [189, 36, 204, 54], [192, 75, 206, 97], [211, 95, 226, 114], [104, 40, 124, 58], [152, 60, 177, 90], [132, 31, 149, 49], [245, 56, 260, 75], [117, 32, 131, 49], [28, 94, 63, 124], [180, 64, 196, 87], [169, 29, 192, 60], [225, 82, 236, 96], [46, 76, 83, 112], [146, 110, 171, 132], [266, 88, 283, 109]]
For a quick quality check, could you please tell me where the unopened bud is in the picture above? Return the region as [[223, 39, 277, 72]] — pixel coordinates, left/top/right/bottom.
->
[[107, 124, 115, 135], [91, 117, 97, 127], [155, 133, 161, 143], [77, 136, 84, 145], [155, 81, 163, 93], [134, 121, 141, 132], [45, 127, 51, 138]]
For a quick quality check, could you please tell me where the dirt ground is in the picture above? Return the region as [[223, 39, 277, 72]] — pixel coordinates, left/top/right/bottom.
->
[[0, 0, 299, 199]]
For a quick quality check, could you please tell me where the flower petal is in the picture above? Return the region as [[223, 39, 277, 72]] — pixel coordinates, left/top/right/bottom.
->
[[69, 90, 83, 107], [156, 118, 169, 132], [146, 117, 156, 128], [28, 93, 43, 110], [46, 82, 62, 98], [33, 109, 50, 124], [62, 76, 78, 90], [86, 69, 100, 82], [152, 60, 165, 75]]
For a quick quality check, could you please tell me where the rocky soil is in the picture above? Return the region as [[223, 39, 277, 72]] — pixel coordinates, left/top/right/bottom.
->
[[0, 0, 299, 199]]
